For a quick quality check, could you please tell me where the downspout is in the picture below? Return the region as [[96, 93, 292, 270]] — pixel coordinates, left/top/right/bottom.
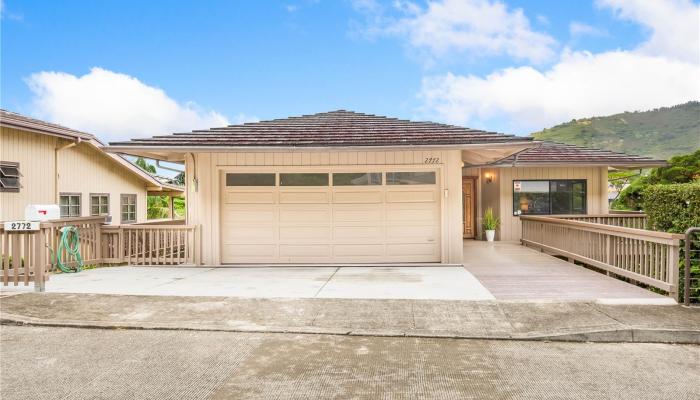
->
[[54, 139, 80, 203]]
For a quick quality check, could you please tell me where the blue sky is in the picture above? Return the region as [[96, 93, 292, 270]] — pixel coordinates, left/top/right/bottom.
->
[[2, 0, 698, 142]]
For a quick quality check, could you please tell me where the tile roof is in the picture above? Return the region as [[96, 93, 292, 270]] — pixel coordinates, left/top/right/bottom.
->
[[497, 142, 666, 167], [0, 109, 94, 141], [108, 110, 533, 148]]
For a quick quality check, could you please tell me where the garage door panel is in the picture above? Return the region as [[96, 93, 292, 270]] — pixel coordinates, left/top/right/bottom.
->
[[280, 191, 329, 204], [387, 243, 438, 256], [222, 244, 276, 258], [280, 208, 330, 223], [223, 191, 276, 204], [386, 190, 436, 203], [333, 190, 383, 204], [387, 207, 437, 223], [221, 207, 277, 224], [333, 244, 384, 257], [333, 225, 383, 241], [280, 226, 332, 242], [221, 225, 276, 243], [279, 244, 331, 258], [333, 207, 382, 224], [386, 225, 438, 241]]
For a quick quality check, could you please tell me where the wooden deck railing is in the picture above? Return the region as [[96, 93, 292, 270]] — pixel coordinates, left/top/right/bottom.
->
[[2, 217, 199, 291], [521, 215, 683, 298], [101, 224, 199, 265], [556, 213, 648, 229]]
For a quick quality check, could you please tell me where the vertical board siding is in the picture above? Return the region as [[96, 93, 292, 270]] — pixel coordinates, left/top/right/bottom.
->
[[1, 127, 151, 223], [58, 141, 149, 223], [478, 166, 609, 241], [1, 127, 57, 221]]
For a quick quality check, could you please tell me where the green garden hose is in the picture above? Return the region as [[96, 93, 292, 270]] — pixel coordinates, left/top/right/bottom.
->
[[52, 226, 84, 273]]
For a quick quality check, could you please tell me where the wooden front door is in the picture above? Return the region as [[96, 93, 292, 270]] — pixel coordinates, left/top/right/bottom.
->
[[462, 177, 476, 238]]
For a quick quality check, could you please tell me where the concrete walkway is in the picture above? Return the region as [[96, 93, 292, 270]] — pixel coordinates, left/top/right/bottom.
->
[[0, 266, 495, 300], [2, 293, 698, 344]]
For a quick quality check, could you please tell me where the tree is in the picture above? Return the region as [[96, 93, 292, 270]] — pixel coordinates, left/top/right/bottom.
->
[[173, 172, 185, 185], [135, 157, 156, 174], [613, 150, 700, 210]]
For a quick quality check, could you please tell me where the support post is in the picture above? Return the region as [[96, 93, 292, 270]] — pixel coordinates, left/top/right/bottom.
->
[[34, 228, 47, 292], [667, 241, 680, 301]]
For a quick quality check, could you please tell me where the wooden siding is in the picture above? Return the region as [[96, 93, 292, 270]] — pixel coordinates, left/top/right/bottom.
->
[[478, 166, 609, 241], [186, 150, 464, 265], [1, 127, 148, 223], [58, 142, 147, 224], [1, 127, 57, 221]]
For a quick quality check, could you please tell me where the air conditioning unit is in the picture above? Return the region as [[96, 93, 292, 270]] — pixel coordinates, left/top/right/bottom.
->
[[25, 204, 60, 221]]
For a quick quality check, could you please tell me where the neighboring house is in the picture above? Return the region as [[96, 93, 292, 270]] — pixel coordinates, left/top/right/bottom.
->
[[0, 110, 183, 224], [107, 110, 665, 265]]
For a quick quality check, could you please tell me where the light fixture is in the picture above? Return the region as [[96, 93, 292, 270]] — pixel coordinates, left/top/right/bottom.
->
[[485, 172, 493, 184]]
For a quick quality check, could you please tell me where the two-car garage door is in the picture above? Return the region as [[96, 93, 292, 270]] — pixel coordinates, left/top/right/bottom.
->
[[220, 169, 441, 263]]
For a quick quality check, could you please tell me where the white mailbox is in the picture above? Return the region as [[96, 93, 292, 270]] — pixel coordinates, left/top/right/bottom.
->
[[25, 204, 60, 221]]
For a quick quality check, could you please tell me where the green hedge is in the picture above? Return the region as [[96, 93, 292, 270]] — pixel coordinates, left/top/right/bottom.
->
[[642, 183, 700, 233]]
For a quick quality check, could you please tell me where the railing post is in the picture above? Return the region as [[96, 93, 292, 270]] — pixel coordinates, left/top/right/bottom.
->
[[34, 228, 47, 292], [667, 241, 680, 301], [95, 222, 102, 264]]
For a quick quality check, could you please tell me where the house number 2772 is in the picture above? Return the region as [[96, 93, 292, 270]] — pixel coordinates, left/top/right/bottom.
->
[[424, 157, 440, 164]]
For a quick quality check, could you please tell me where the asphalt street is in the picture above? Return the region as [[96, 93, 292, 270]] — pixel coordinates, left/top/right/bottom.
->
[[1, 325, 698, 399]]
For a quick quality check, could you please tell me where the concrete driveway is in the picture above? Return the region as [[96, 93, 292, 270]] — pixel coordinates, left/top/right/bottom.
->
[[0, 266, 495, 301]]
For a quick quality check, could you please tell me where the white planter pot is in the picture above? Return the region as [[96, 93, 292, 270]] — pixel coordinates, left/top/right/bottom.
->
[[485, 230, 496, 242]]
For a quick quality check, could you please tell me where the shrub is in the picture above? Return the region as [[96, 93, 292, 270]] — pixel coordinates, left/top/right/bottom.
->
[[642, 183, 700, 233]]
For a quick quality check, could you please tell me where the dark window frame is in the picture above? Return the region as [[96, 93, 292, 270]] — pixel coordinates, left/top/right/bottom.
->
[[120, 194, 137, 224], [0, 161, 21, 193], [512, 179, 587, 216], [90, 193, 110, 216], [59, 193, 82, 217]]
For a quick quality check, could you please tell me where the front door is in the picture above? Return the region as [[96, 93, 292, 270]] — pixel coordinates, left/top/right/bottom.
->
[[462, 177, 476, 238]]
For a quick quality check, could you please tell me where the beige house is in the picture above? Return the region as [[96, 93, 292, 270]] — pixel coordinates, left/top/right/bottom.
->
[[0, 110, 183, 224], [107, 110, 665, 265]]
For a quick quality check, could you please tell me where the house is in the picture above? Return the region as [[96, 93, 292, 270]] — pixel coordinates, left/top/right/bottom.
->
[[106, 110, 665, 265], [0, 110, 184, 224]]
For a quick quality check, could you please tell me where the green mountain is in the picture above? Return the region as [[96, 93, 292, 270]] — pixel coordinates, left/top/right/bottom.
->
[[531, 101, 700, 160]]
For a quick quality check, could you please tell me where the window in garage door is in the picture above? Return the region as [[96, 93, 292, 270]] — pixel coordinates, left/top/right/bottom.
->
[[226, 173, 276, 186], [332, 172, 382, 186], [386, 171, 436, 185], [280, 173, 329, 186]]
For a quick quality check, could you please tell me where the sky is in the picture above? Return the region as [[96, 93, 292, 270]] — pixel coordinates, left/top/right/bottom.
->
[[1, 0, 699, 145]]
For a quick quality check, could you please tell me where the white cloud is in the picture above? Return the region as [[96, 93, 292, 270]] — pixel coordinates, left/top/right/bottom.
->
[[355, 0, 557, 64], [26, 67, 230, 142], [417, 0, 700, 132], [569, 22, 607, 37], [597, 0, 700, 64]]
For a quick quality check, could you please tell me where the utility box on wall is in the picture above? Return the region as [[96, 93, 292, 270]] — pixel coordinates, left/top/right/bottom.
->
[[25, 204, 60, 221]]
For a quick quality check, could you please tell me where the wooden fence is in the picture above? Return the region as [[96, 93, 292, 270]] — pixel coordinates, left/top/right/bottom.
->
[[521, 215, 683, 298], [1, 217, 199, 291], [556, 213, 648, 229]]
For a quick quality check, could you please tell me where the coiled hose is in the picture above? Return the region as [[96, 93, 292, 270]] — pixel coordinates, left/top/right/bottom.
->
[[52, 226, 84, 273]]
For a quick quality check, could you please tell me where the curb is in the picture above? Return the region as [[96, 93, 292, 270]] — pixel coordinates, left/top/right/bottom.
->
[[3, 314, 698, 344]]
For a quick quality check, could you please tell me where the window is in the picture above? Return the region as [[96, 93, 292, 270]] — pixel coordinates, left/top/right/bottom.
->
[[121, 194, 137, 223], [90, 194, 110, 216], [332, 173, 382, 186], [386, 171, 436, 185], [279, 173, 329, 186], [59, 193, 81, 217], [513, 180, 586, 216], [226, 173, 275, 186], [0, 161, 20, 192]]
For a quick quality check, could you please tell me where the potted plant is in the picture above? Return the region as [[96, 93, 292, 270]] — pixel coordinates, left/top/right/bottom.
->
[[483, 207, 500, 242]]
